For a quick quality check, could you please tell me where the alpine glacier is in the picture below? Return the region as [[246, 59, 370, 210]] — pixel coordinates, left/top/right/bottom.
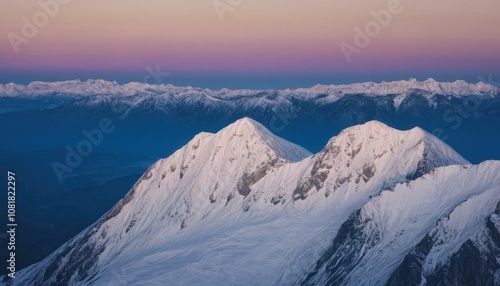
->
[[3, 118, 500, 286]]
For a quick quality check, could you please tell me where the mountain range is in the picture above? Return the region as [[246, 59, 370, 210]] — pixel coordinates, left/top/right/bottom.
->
[[5, 118, 499, 286], [1, 78, 498, 98]]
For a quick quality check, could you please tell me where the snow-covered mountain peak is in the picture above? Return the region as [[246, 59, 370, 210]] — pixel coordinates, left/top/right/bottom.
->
[[9, 118, 496, 286], [6, 119, 313, 285], [327, 121, 466, 163], [324, 121, 432, 152], [215, 117, 312, 162], [221, 117, 263, 136], [149, 118, 311, 199], [111, 117, 312, 225], [290, 120, 468, 205], [334, 120, 392, 136]]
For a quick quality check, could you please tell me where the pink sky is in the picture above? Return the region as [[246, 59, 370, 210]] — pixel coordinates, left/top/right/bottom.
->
[[1, 0, 499, 87]]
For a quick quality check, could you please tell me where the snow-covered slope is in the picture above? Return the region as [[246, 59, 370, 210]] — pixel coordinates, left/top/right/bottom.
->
[[300, 161, 500, 286], [6, 118, 498, 286], [387, 186, 500, 286], [291, 121, 466, 204], [9, 118, 314, 286]]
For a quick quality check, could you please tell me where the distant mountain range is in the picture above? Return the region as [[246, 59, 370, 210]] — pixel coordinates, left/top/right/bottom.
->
[[7, 118, 499, 286], [1, 78, 499, 97]]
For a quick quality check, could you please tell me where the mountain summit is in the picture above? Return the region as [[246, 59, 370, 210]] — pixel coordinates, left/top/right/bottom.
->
[[214, 117, 312, 162], [7, 119, 499, 286]]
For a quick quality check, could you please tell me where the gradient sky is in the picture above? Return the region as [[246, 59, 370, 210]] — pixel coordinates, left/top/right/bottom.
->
[[1, 0, 499, 88]]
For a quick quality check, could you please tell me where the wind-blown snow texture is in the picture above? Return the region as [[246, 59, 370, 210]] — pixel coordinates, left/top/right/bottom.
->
[[4, 118, 500, 286]]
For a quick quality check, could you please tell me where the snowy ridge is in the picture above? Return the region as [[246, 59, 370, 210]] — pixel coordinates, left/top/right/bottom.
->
[[386, 182, 500, 285], [300, 161, 500, 286], [289, 121, 467, 206], [2, 78, 498, 116], [1, 78, 498, 99], [5, 119, 499, 286], [300, 78, 499, 97], [422, 186, 500, 276], [351, 162, 500, 285]]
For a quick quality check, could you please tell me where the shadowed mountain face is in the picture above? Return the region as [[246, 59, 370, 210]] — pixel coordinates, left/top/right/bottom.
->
[[6, 118, 500, 286]]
